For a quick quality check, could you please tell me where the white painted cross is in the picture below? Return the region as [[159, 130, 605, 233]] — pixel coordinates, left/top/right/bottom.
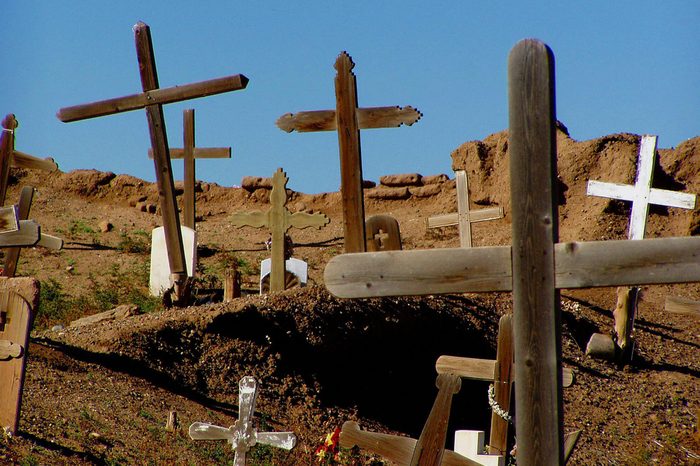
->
[[427, 171, 504, 248], [189, 376, 296, 466], [586, 135, 696, 241]]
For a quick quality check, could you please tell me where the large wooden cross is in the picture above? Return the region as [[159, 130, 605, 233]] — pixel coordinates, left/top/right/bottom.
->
[[427, 170, 504, 247], [149, 109, 231, 229], [189, 376, 297, 465], [230, 168, 329, 292], [324, 40, 700, 465], [276, 51, 421, 253], [587, 135, 696, 351], [57, 22, 248, 304]]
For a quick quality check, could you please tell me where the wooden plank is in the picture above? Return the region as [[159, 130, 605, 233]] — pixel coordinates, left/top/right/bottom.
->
[[276, 106, 421, 133], [133, 21, 188, 294], [0, 290, 34, 435], [269, 169, 288, 291], [334, 52, 366, 253], [339, 421, 479, 466], [325, 235, 700, 297], [664, 295, 700, 317], [628, 136, 656, 240], [183, 109, 195, 229], [427, 207, 504, 229], [57, 73, 249, 122], [36, 233, 63, 250], [11, 151, 59, 172], [435, 355, 573, 388], [149, 147, 231, 159], [0, 115, 18, 205], [489, 314, 514, 456], [508, 38, 562, 465], [587, 181, 695, 211], [0, 221, 40, 248], [2, 187, 34, 277], [564, 430, 582, 464], [410, 373, 461, 466]]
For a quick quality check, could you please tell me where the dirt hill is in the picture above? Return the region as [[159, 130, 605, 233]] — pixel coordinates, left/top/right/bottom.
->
[[0, 128, 698, 465]]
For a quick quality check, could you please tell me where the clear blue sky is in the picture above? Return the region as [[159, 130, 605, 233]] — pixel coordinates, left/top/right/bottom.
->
[[3, 1, 698, 194]]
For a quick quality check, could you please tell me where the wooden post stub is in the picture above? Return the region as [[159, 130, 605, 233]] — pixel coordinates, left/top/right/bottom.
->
[[489, 313, 514, 455], [508, 39, 563, 465], [2, 187, 35, 277], [0, 115, 18, 206], [224, 265, 241, 301]]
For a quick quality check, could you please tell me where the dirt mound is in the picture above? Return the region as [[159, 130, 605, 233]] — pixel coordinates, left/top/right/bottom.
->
[[1, 127, 698, 464]]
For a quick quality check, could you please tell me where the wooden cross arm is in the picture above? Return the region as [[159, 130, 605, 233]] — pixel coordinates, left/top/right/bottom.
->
[[325, 236, 700, 298], [287, 212, 330, 230], [12, 151, 59, 172], [230, 211, 269, 229], [339, 421, 479, 466], [276, 106, 422, 133], [148, 147, 231, 159], [0, 340, 23, 360], [587, 180, 696, 210], [427, 207, 504, 229], [0, 220, 40, 247], [436, 355, 574, 387], [57, 74, 249, 122]]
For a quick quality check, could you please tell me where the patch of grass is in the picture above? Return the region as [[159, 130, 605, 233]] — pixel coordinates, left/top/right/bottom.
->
[[117, 231, 149, 254]]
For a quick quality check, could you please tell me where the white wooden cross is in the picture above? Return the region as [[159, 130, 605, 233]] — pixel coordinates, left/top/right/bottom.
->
[[427, 170, 504, 247], [189, 376, 296, 465], [324, 40, 700, 465], [586, 135, 696, 241], [586, 135, 696, 352]]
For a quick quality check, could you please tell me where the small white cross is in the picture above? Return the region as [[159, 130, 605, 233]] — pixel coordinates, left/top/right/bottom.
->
[[189, 376, 296, 465], [587, 135, 696, 240]]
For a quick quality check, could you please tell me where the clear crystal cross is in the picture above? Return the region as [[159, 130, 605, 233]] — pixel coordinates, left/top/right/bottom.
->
[[189, 376, 297, 465]]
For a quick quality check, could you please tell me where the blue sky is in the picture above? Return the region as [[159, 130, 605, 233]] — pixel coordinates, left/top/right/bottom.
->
[[3, 2, 698, 194]]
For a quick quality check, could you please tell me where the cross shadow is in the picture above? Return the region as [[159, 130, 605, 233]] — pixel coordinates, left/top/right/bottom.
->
[[15, 431, 105, 463], [62, 242, 117, 251]]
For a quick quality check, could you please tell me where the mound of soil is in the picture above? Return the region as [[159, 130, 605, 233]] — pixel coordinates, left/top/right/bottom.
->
[[0, 128, 698, 464]]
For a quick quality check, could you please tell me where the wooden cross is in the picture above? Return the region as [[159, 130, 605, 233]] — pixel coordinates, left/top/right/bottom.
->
[[230, 168, 329, 292], [587, 135, 696, 352], [436, 314, 578, 464], [340, 374, 481, 466], [57, 22, 248, 304], [276, 51, 421, 253], [427, 170, 504, 247], [189, 376, 296, 465], [149, 109, 231, 229], [324, 40, 700, 465]]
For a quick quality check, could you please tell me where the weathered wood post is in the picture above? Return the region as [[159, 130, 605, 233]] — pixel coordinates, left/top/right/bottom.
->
[[508, 39, 563, 465]]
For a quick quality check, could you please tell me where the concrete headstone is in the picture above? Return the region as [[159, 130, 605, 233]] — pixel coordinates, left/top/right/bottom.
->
[[149, 226, 197, 296]]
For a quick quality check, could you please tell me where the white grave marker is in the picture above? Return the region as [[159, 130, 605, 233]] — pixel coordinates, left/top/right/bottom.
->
[[454, 431, 504, 466], [259, 258, 308, 292], [149, 226, 197, 296], [189, 376, 296, 465]]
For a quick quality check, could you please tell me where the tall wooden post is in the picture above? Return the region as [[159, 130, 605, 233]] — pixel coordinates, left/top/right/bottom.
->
[[508, 39, 563, 465], [183, 109, 196, 229]]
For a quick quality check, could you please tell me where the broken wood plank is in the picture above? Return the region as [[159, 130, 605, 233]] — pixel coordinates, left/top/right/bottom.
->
[[11, 151, 59, 172]]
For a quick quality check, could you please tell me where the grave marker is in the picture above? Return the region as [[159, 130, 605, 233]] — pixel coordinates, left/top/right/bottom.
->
[[189, 376, 296, 465], [230, 168, 329, 292], [427, 170, 504, 247], [149, 226, 196, 297], [365, 214, 402, 251], [58, 22, 248, 304], [587, 135, 696, 352], [148, 109, 231, 229], [277, 51, 421, 253], [323, 40, 700, 465], [0, 281, 37, 436]]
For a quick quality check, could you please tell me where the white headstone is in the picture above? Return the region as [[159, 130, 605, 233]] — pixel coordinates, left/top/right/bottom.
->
[[259, 257, 308, 291], [454, 430, 504, 466], [149, 226, 197, 296]]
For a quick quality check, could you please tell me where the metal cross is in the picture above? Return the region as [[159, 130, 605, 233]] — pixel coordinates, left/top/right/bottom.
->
[[189, 376, 296, 465]]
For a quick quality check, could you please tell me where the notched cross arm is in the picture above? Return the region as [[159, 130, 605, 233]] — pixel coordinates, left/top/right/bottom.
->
[[276, 106, 422, 133]]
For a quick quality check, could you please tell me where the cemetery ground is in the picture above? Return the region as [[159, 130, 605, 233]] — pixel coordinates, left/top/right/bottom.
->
[[0, 128, 699, 465]]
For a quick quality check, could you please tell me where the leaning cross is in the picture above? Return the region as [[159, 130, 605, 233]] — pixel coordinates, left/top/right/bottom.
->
[[230, 168, 329, 292], [277, 51, 421, 253], [427, 170, 504, 247], [189, 376, 296, 466], [325, 40, 700, 465], [587, 135, 696, 351], [57, 22, 248, 304], [149, 108, 231, 229]]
